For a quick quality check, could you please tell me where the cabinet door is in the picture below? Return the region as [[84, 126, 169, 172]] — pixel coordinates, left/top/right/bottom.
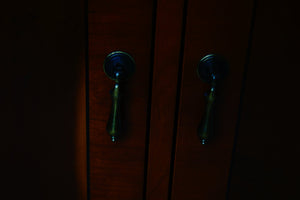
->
[[88, 0, 155, 199], [170, 0, 254, 199]]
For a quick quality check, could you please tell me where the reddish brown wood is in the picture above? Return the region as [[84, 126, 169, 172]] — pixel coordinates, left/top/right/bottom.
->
[[145, 0, 185, 200], [228, 0, 300, 199], [88, 0, 155, 199], [171, 0, 254, 199]]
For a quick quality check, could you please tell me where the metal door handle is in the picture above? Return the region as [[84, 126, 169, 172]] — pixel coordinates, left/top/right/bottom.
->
[[197, 54, 228, 144], [103, 51, 135, 142]]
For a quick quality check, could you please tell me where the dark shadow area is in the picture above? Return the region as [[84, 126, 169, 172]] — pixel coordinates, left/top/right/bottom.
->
[[1, 0, 86, 199], [228, 0, 300, 199]]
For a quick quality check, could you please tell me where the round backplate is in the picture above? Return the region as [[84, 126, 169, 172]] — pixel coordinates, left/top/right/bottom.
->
[[197, 54, 229, 83], [103, 51, 135, 82]]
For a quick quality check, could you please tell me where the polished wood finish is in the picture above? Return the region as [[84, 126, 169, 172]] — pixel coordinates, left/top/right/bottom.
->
[[2, 0, 87, 199], [88, 0, 155, 199], [171, 0, 254, 199], [228, 0, 300, 199], [146, 0, 185, 200]]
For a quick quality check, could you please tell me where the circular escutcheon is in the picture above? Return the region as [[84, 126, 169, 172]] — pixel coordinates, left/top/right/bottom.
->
[[103, 51, 135, 82], [197, 54, 229, 83]]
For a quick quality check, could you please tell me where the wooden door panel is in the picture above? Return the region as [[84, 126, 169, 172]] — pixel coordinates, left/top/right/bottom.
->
[[88, 0, 155, 199], [171, 0, 254, 199], [145, 0, 186, 200]]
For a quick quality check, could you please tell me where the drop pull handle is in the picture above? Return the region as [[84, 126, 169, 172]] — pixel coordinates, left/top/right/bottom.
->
[[103, 51, 135, 142], [197, 54, 228, 144]]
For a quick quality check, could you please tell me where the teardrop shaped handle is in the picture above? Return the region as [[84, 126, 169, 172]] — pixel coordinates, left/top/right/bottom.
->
[[103, 51, 135, 142], [197, 54, 228, 144]]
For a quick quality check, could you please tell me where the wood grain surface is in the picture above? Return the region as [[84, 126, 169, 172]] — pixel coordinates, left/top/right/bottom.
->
[[145, 0, 186, 200], [88, 0, 155, 199], [170, 0, 254, 199]]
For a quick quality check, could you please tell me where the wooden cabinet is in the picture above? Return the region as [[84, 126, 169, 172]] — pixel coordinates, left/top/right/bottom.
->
[[88, 0, 299, 200], [88, 0, 252, 199]]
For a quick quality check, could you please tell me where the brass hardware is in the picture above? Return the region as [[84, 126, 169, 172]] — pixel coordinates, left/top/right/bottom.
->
[[197, 78, 216, 145], [103, 51, 135, 142], [197, 54, 228, 144]]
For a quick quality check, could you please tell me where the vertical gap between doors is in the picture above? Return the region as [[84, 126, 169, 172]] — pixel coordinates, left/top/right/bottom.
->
[[167, 0, 189, 200], [142, 0, 158, 199], [225, 0, 258, 199]]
